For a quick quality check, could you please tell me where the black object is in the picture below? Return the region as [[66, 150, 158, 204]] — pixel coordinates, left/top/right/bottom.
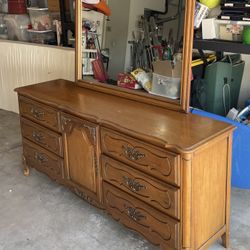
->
[[221, 0, 250, 8], [59, 0, 75, 47], [191, 78, 207, 110], [219, 12, 250, 21], [193, 39, 250, 55], [220, 0, 250, 20]]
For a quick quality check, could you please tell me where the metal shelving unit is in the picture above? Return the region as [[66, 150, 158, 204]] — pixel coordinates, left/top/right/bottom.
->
[[193, 38, 250, 54]]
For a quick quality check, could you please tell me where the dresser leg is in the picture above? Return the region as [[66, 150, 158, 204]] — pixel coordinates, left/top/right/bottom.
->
[[222, 232, 230, 249], [22, 155, 30, 176]]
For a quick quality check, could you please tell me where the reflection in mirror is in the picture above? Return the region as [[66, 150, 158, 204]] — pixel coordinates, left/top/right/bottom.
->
[[81, 0, 186, 101]]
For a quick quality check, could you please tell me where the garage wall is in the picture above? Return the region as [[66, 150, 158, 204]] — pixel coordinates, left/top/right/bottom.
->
[[0, 41, 75, 113], [239, 55, 250, 108]]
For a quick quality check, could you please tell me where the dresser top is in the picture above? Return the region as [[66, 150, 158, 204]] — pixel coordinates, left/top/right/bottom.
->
[[15, 79, 234, 153]]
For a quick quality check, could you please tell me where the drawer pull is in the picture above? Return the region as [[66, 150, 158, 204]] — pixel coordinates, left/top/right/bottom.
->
[[32, 131, 44, 142], [122, 145, 145, 161], [34, 152, 48, 163], [124, 205, 145, 222], [31, 107, 44, 119], [123, 176, 145, 192]]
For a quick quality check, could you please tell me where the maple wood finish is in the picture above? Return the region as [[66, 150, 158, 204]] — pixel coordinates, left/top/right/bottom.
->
[[21, 118, 63, 157], [23, 139, 64, 180], [15, 80, 234, 250], [103, 182, 180, 250], [61, 112, 100, 202], [19, 96, 60, 132], [102, 156, 180, 219], [101, 128, 181, 186]]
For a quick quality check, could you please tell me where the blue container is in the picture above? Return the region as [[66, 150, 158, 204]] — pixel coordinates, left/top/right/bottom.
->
[[191, 108, 250, 190], [245, 99, 250, 107]]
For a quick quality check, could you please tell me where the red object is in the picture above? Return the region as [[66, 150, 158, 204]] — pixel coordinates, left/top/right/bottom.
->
[[117, 73, 141, 90], [8, 0, 27, 14], [91, 52, 108, 83], [82, 0, 111, 16]]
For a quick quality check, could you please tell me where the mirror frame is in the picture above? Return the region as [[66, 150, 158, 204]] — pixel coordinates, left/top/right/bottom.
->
[[75, 0, 195, 113]]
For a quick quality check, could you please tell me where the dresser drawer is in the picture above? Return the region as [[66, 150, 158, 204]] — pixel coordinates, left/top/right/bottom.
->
[[23, 139, 63, 180], [21, 118, 63, 157], [103, 182, 179, 249], [101, 128, 180, 186], [102, 155, 180, 219], [19, 97, 60, 132]]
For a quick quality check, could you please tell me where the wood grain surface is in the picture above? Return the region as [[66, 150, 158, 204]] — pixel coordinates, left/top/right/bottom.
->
[[15, 79, 234, 153]]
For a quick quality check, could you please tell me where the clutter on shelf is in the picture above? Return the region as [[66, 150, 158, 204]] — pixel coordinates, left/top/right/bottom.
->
[[27, 7, 52, 31], [0, 0, 70, 46], [81, 0, 184, 100], [195, 0, 250, 44], [192, 1, 250, 121], [227, 101, 250, 126], [191, 52, 245, 117]]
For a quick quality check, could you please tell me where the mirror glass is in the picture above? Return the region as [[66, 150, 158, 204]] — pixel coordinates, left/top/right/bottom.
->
[[79, 0, 187, 104]]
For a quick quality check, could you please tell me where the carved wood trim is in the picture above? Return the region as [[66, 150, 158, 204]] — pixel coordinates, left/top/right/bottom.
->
[[19, 97, 60, 131], [100, 128, 182, 188], [103, 183, 179, 249], [102, 157, 180, 218], [23, 141, 63, 179], [75, 0, 195, 113], [61, 116, 97, 145], [61, 114, 99, 177], [73, 187, 102, 209]]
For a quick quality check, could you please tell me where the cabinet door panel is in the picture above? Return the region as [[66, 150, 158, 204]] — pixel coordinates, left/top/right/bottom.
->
[[61, 113, 99, 198]]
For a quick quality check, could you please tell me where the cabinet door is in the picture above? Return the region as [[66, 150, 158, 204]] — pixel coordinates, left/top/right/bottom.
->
[[61, 113, 99, 200]]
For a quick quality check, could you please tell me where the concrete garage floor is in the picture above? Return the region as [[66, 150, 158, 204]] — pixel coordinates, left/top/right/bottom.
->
[[0, 109, 250, 250]]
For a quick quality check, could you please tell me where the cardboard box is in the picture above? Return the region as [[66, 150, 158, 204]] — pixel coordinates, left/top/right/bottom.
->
[[151, 60, 182, 99], [152, 60, 182, 78]]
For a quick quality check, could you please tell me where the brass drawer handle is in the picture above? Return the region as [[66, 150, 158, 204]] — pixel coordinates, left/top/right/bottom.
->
[[32, 131, 44, 142], [31, 107, 45, 119], [34, 152, 48, 163], [124, 205, 145, 222], [122, 145, 145, 161], [123, 176, 145, 192]]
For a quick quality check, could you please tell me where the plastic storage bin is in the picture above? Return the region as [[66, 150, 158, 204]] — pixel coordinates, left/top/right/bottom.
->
[[27, 0, 47, 8], [8, 0, 27, 14], [150, 73, 181, 99], [0, 0, 8, 13], [27, 7, 52, 31], [4, 14, 31, 41], [218, 22, 244, 41], [27, 29, 56, 44]]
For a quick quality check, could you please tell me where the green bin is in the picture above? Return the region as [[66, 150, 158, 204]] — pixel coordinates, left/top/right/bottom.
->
[[204, 54, 245, 116]]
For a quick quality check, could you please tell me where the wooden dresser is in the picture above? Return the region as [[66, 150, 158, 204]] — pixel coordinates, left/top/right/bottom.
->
[[15, 79, 234, 250]]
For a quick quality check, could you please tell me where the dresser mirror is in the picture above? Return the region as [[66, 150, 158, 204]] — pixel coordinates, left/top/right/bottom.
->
[[75, 0, 195, 112]]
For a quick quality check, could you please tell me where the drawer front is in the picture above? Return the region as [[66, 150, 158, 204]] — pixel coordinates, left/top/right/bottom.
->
[[102, 156, 180, 219], [103, 182, 179, 250], [19, 97, 60, 132], [101, 128, 180, 186], [23, 139, 63, 180], [21, 118, 63, 157]]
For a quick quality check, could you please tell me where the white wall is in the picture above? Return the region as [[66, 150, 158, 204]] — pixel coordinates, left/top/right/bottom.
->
[[124, 0, 165, 70], [239, 55, 250, 108], [105, 0, 131, 80], [105, 0, 165, 79], [0, 41, 75, 113]]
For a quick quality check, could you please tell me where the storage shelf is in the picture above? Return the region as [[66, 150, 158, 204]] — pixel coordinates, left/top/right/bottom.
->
[[193, 39, 250, 55]]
